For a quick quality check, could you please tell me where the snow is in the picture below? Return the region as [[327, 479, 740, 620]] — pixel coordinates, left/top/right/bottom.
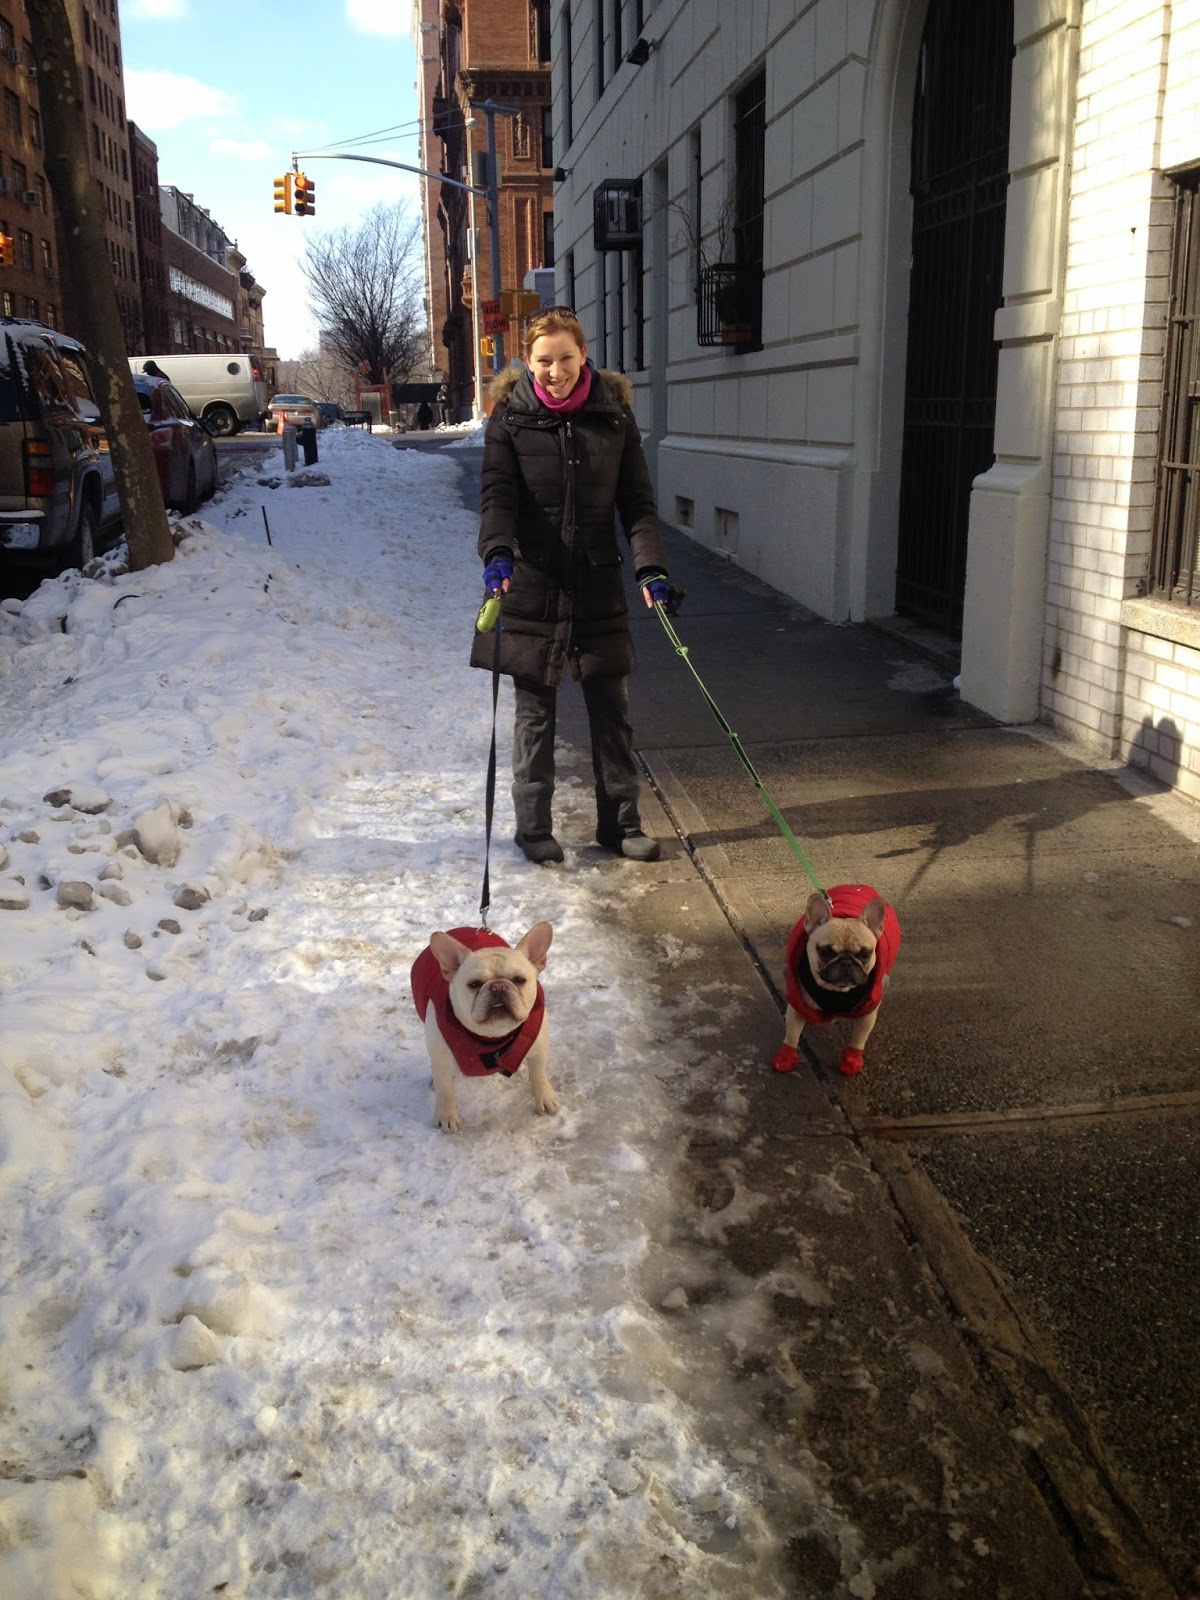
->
[[0, 428, 828, 1597]]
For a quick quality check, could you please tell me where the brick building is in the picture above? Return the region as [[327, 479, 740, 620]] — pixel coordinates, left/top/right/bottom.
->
[[64, 0, 139, 344], [413, 0, 555, 420], [128, 120, 166, 349], [158, 185, 240, 353], [0, 5, 57, 327]]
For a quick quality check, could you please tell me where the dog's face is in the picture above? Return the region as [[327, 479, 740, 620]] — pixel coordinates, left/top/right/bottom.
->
[[428, 922, 552, 1037], [803, 893, 886, 993]]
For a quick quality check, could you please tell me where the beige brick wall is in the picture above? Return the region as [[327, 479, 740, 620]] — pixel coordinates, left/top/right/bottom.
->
[[1047, 0, 1171, 751], [1123, 632, 1200, 801]]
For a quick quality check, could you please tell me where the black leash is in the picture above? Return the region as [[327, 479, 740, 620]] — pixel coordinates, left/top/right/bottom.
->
[[479, 623, 502, 929]]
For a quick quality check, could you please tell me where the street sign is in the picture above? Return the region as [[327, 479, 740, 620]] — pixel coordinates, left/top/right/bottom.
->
[[481, 299, 509, 334]]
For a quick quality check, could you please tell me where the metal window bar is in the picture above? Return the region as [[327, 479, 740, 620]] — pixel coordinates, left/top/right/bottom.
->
[[1151, 177, 1200, 606]]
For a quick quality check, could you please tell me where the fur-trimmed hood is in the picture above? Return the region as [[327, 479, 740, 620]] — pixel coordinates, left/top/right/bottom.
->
[[487, 361, 633, 411]]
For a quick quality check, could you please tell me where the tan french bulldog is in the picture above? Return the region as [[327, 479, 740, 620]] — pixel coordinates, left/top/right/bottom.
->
[[772, 885, 902, 1077], [410, 922, 555, 1132]]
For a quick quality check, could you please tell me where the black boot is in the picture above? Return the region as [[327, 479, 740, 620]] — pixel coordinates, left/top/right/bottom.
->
[[516, 832, 565, 865], [596, 827, 661, 862]]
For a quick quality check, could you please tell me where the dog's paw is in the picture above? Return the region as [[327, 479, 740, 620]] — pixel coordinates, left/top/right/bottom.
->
[[838, 1047, 864, 1076], [435, 1108, 462, 1132], [533, 1086, 560, 1116], [771, 1044, 800, 1074]]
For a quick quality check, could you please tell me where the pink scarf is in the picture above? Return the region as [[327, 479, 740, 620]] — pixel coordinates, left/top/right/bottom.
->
[[531, 362, 593, 415]]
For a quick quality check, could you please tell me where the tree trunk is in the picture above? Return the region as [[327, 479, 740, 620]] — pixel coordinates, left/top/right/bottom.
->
[[28, 0, 174, 571]]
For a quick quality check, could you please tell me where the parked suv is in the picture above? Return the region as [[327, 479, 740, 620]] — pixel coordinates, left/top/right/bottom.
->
[[0, 318, 121, 569]]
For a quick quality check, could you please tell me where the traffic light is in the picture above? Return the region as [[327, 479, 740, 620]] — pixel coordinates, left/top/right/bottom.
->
[[480, 335, 495, 358], [273, 174, 292, 215], [293, 172, 315, 216], [0, 232, 12, 267]]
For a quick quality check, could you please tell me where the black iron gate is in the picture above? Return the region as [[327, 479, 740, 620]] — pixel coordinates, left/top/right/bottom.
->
[[895, 0, 1013, 634]]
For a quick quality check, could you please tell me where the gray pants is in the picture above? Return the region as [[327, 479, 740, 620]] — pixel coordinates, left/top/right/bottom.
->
[[512, 675, 642, 839]]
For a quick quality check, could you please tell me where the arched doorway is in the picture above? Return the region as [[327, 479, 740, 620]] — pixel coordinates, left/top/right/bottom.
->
[[894, 0, 1014, 635]]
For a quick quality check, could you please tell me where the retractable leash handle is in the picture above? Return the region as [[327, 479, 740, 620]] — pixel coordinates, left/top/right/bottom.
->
[[652, 602, 829, 901]]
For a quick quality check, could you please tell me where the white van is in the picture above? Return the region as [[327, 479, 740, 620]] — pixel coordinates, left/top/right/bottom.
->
[[126, 352, 269, 436]]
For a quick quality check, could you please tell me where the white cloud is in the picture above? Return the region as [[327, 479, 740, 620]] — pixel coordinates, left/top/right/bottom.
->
[[124, 69, 235, 131], [210, 137, 274, 162], [345, 0, 408, 37]]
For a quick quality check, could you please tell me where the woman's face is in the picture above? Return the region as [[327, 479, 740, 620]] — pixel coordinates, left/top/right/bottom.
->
[[528, 331, 587, 399]]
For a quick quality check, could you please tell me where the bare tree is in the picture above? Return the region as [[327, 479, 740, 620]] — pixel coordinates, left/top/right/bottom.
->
[[300, 203, 425, 386], [276, 346, 358, 410], [28, 0, 174, 571]]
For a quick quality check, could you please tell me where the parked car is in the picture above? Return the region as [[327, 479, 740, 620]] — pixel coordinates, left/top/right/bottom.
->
[[314, 401, 343, 426], [0, 317, 122, 570], [132, 375, 218, 513], [128, 352, 270, 436], [267, 393, 321, 432]]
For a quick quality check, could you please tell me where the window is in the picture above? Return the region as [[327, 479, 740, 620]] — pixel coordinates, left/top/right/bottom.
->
[[1, 291, 11, 317], [542, 208, 555, 267], [17, 229, 32, 271], [541, 105, 553, 168], [697, 67, 765, 350], [35, 175, 45, 212], [611, 0, 622, 76], [45, 302, 56, 327], [29, 108, 40, 148], [532, 0, 551, 62], [594, 0, 605, 98], [11, 160, 24, 194], [0, 17, 11, 49], [87, 64, 96, 103], [5, 89, 20, 137], [1150, 172, 1200, 607]]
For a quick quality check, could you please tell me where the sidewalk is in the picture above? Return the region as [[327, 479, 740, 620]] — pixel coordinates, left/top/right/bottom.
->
[[563, 524, 1200, 1598]]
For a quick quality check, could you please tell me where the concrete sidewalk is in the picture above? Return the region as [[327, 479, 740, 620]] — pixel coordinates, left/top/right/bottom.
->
[[442, 438, 1199, 1596], [615, 528, 1200, 1600]]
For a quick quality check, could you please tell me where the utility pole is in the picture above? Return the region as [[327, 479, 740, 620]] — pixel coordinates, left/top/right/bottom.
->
[[472, 100, 519, 373]]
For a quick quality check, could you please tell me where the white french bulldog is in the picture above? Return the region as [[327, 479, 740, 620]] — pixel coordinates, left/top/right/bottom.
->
[[410, 922, 556, 1132]]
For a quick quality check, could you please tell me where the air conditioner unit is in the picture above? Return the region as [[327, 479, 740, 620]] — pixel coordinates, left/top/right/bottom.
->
[[21, 189, 37, 204]]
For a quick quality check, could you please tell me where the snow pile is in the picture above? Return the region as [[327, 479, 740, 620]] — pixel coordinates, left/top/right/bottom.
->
[[0, 430, 831, 1598]]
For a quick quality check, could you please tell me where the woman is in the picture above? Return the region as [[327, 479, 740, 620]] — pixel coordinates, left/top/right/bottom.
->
[[471, 308, 673, 864]]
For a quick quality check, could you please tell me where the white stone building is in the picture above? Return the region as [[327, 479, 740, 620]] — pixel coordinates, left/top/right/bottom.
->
[[549, 0, 1200, 804]]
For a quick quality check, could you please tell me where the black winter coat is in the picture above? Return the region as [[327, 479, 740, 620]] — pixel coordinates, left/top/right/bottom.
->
[[470, 363, 667, 686]]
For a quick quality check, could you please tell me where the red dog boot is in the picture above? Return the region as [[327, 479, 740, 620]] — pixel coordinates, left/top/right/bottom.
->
[[772, 1043, 799, 1074], [838, 1047, 864, 1076]]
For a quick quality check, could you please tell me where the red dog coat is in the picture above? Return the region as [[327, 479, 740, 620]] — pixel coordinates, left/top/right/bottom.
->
[[784, 884, 901, 1026], [410, 926, 545, 1078]]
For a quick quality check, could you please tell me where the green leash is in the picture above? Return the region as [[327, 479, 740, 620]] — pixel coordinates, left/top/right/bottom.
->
[[653, 601, 828, 898]]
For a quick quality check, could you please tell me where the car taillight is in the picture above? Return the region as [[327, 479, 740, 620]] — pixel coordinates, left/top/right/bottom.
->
[[23, 438, 54, 498], [148, 426, 171, 453]]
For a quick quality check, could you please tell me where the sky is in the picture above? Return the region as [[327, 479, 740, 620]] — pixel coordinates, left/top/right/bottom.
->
[[120, 0, 427, 360], [0, 424, 869, 1598]]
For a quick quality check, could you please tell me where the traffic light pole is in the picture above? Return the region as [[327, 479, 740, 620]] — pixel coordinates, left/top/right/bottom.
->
[[290, 147, 507, 378]]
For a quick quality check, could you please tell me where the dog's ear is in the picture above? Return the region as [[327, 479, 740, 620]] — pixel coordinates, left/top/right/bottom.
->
[[516, 920, 553, 971], [429, 930, 472, 982], [860, 897, 887, 936], [804, 893, 831, 932]]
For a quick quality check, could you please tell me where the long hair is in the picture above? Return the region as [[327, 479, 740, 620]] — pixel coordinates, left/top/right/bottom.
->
[[522, 306, 587, 355]]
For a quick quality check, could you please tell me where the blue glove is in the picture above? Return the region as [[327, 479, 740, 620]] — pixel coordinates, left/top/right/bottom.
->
[[483, 551, 514, 595], [638, 567, 672, 607]]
